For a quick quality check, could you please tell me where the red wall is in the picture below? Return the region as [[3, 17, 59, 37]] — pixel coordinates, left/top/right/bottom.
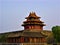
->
[[24, 25, 43, 30]]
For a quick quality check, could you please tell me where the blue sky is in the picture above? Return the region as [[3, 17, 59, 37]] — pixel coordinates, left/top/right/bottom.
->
[[0, 0, 60, 33]]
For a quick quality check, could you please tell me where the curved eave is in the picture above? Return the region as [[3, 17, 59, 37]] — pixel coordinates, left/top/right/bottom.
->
[[25, 16, 40, 19], [22, 23, 46, 26], [23, 20, 44, 23]]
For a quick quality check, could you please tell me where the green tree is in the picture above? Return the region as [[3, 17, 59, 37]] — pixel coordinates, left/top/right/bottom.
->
[[52, 26, 60, 43], [0, 34, 7, 43]]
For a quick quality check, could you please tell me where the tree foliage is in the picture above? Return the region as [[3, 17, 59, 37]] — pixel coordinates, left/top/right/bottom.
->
[[0, 34, 7, 43], [52, 26, 60, 43]]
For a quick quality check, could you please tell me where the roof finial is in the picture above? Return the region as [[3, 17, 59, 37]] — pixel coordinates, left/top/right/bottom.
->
[[31, 11, 35, 14]]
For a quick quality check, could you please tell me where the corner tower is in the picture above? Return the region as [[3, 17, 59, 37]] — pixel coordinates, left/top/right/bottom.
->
[[22, 12, 46, 31]]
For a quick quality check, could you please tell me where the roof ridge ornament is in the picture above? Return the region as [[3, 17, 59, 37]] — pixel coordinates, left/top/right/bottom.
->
[[29, 12, 36, 16], [30, 11, 35, 14]]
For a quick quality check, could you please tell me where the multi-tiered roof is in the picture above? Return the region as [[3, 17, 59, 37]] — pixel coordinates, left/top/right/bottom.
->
[[22, 12, 46, 30]]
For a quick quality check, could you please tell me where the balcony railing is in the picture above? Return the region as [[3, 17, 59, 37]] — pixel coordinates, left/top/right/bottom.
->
[[0, 43, 60, 45]]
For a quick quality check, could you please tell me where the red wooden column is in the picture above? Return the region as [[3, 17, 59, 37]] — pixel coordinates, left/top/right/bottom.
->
[[20, 37, 24, 43]]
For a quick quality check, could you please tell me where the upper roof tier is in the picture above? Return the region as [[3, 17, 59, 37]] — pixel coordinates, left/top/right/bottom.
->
[[22, 12, 46, 26], [25, 12, 40, 19]]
